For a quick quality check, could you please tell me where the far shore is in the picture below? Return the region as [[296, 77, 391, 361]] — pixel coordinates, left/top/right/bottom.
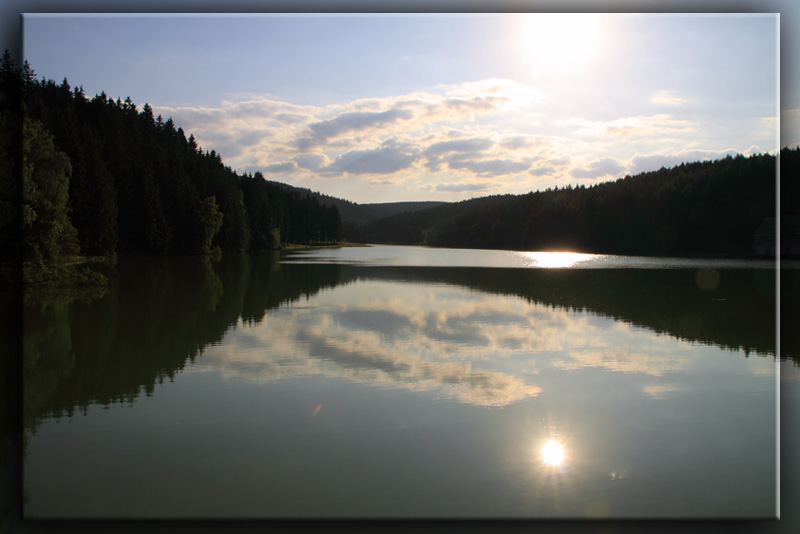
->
[[279, 241, 371, 250]]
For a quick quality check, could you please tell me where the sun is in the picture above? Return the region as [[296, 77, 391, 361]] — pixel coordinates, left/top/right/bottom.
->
[[516, 14, 608, 74], [541, 439, 565, 466]]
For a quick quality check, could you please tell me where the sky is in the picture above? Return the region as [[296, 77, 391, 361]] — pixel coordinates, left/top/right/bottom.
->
[[14, 11, 786, 204]]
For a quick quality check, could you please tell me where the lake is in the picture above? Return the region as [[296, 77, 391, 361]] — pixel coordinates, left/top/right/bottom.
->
[[22, 245, 792, 519]]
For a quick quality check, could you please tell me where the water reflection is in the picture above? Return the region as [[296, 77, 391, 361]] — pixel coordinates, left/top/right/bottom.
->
[[22, 250, 784, 428], [194, 280, 547, 407], [642, 383, 681, 399], [191, 275, 760, 407], [20, 249, 782, 519], [521, 251, 597, 268], [541, 439, 565, 466]]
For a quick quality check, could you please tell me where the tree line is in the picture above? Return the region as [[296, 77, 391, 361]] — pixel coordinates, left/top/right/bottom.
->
[[0, 52, 342, 266], [359, 149, 795, 257]]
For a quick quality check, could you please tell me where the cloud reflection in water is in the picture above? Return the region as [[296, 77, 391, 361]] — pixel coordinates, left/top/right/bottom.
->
[[189, 278, 704, 406]]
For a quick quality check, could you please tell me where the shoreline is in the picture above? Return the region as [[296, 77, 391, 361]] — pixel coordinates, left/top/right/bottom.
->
[[279, 241, 370, 251]]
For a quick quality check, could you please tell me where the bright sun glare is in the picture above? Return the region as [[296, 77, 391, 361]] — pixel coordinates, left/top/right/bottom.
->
[[541, 439, 565, 466], [523, 251, 596, 268], [518, 14, 607, 73]]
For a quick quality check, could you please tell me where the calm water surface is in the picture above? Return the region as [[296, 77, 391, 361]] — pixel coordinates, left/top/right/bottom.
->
[[22, 246, 787, 518]]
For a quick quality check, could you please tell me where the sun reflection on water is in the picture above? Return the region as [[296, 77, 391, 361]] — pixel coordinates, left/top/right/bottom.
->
[[541, 439, 565, 466], [522, 251, 597, 269]]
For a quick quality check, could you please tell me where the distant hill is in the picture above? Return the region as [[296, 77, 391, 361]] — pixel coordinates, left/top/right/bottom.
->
[[356, 150, 798, 258], [264, 181, 446, 225]]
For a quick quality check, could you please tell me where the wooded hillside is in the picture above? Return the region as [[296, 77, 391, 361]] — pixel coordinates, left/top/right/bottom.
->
[[0, 52, 342, 265], [359, 149, 795, 257]]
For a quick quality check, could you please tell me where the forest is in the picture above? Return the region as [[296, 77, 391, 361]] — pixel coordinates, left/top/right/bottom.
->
[[358, 149, 797, 257], [2, 51, 796, 268], [0, 52, 342, 269]]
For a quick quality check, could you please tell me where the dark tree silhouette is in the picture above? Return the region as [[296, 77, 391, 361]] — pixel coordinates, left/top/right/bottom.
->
[[6, 53, 343, 258]]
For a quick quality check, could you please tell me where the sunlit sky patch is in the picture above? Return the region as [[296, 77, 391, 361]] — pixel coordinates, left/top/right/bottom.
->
[[22, 13, 779, 204]]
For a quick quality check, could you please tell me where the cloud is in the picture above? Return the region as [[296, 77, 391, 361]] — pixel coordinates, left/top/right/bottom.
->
[[235, 129, 273, 147], [308, 108, 414, 141], [262, 162, 296, 173], [650, 91, 690, 106], [561, 113, 697, 139], [570, 157, 625, 179], [442, 96, 508, 113], [324, 144, 420, 176], [294, 153, 329, 171], [274, 112, 309, 124], [500, 135, 536, 150], [426, 137, 494, 156], [527, 155, 570, 177], [292, 137, 321, 151], [152, 77, 763, 203], [529, 166, 556, 176], [435, 182, 492, 193], [154, 79, 553, 194], [424, 137, 496, 172], [161, 97, 314, 128], [446, 157, 531, 177]]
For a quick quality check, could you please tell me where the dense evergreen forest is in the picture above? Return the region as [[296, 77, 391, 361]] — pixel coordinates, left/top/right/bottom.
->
[[0, 52, 342, 267], [359, 149, 797, 257]]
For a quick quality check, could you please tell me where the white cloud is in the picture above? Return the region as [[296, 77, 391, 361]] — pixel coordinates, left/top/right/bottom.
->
[[650, 90, 691, 106], [570, 157, 625, 179], [561, 113, 697, 139], [445, 157, 531, 177], [426, 137, 494, 156], [152, 79, 763, 202]]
